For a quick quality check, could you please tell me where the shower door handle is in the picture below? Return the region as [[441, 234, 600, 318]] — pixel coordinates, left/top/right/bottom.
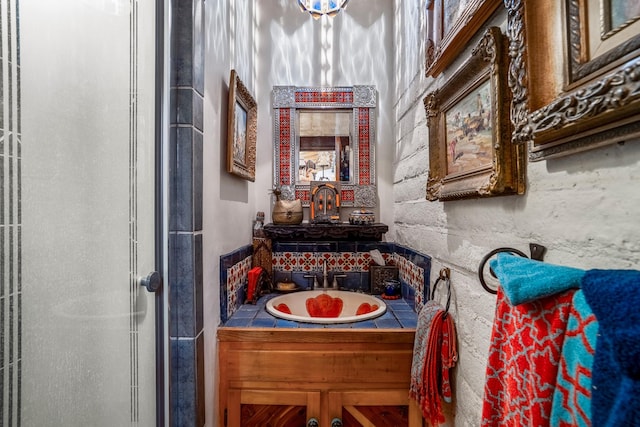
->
[[139, 271, 162, 293]]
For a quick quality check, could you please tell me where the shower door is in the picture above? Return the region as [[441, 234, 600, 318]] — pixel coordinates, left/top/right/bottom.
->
[[1, 0, 162, 426]]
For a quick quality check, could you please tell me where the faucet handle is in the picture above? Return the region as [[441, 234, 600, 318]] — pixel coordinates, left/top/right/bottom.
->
[[303, 274, 318, 290], [332, 273, 347, 289]]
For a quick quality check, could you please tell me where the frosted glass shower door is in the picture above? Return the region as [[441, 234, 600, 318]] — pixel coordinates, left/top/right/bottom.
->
[[0, 0, 160, 426]]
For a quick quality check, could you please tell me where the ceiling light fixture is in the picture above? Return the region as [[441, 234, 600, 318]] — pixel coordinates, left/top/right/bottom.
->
[[297, 0, 350, 19]]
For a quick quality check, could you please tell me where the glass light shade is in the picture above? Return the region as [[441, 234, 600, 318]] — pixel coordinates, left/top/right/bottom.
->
[[297, 0, 350, 19]]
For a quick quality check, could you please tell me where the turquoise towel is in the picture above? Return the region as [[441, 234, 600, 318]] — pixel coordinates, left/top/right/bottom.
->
[[550, 290, 598, 427], [489, 253, 585, 305]]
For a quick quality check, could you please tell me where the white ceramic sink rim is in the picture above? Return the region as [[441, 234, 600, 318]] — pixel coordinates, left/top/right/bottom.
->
[[265, 289, 387, 324]]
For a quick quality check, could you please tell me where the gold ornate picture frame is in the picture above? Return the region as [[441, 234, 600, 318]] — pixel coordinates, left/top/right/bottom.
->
[[425, 0, 502, 77], [425, 27, 525, 201], [227, 69, 257, 181], [507, 0, 640, 160]]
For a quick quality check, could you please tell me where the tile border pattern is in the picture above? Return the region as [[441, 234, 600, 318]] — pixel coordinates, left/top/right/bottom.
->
[[220, 243, 431, 320]]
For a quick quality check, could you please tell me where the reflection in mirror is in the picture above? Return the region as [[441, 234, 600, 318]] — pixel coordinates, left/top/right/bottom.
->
[[297, 110, 352, 183]]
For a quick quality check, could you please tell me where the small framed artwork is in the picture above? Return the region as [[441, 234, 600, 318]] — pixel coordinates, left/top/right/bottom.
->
[[424, 27, 525, 201], [425, 0, 502, 77], [227, 69, 257, 181]]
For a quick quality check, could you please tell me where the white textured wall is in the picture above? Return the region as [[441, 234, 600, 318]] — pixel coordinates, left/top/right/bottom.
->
[[393, 1, 640, 426], [254, 0, 395, 229], [202, 1, 256, 425]]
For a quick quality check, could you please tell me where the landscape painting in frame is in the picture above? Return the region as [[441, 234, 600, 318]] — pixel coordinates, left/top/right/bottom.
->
[[444, 79, 492, 176], [226, 69, 257, 181], [233, 102, 248, 165], [424, 27, 525, 201]]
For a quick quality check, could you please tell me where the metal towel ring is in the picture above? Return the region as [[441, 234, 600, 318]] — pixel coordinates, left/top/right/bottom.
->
[[431, 268, 452, 317], [477, 247, 528, 295]]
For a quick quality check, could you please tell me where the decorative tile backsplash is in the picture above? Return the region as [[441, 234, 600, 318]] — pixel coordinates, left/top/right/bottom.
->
[[226, 256, 252, 321], [220, 242, 431, 322], [271, 251, 392, 272], [219, 245, 253, 324], [394, 253, 426, 309]]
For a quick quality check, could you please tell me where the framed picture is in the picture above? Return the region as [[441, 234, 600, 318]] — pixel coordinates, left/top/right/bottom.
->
[[507, 0, 640, 160], [425, 0, 502, 77], [567, 0, 640, 83], [227, 69, 257, 181], [424, 27, 525, 201]]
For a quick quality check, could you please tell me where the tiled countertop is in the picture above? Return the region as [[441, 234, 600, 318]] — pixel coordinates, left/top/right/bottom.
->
[[223, 293, 418, 329]]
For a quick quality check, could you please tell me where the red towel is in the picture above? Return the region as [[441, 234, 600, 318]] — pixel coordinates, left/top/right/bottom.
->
[[410, 304, 458, 426], [245, 266, 263, 304], [481, 287, 574, 426]]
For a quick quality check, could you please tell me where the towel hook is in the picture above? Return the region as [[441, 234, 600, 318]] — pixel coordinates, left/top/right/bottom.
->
[[478, 243, 547, 294], [432, 268, 452, 316]]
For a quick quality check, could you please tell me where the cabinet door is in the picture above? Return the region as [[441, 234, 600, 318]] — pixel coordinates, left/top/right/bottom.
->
[[227, 388, 321, 427], [328, 389, 423, 427]]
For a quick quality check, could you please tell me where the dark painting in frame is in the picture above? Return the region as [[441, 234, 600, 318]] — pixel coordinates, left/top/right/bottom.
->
[[424, 26, 525, 201], [227, 69, 257, 181], [425, 0, 502, 77]]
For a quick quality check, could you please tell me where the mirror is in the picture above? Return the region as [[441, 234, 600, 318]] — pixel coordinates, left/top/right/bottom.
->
[[297, 110, 352, 183], [272, 86, 377, 208]]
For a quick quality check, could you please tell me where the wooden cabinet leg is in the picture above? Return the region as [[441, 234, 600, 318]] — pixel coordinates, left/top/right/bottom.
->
[[227, 389, 241, 427], [408, 398, 423, 427]]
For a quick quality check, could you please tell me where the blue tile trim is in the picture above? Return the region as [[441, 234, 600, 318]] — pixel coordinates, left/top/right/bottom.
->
[[175, 88, 195, 125], [169, 1, 206, 425], [374, 318, 402, 328], [173, 0, 194, 87], [171, 336, 198, 426], [169, 233, 197, 337], [195, 234, 203, 333], [223, 294, 417, 330], [273, 241, 298, 253], [193, 130, 203, 231], [171, 127, 194, 231], [220, 245, 252, 269], [193, 0, 204, 95], [251, 317, 277, 328]]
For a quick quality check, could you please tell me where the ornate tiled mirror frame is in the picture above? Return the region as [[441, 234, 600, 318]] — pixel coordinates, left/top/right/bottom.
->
[[272, 86, 378, 207]]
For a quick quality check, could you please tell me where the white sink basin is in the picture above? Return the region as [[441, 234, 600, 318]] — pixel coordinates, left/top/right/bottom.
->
[[265, 290, 386, 324]]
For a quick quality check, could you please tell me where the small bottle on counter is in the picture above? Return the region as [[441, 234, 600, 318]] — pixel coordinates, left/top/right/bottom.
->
[[253, 211, 265, 238]]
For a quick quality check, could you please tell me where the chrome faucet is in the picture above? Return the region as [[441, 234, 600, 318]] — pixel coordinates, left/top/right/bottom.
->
[[321, 259, 330, 288]]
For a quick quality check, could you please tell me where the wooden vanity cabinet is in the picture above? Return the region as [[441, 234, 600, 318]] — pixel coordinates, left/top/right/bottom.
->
[[218, 328, 423, 427]]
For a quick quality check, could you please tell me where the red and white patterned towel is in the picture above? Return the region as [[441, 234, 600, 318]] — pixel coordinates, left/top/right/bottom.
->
[[481, 287, 574, 426], [410, 302, 458, 426]]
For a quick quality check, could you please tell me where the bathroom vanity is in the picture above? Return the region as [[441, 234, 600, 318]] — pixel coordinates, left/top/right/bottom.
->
[[217, 328, 422, 427]]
